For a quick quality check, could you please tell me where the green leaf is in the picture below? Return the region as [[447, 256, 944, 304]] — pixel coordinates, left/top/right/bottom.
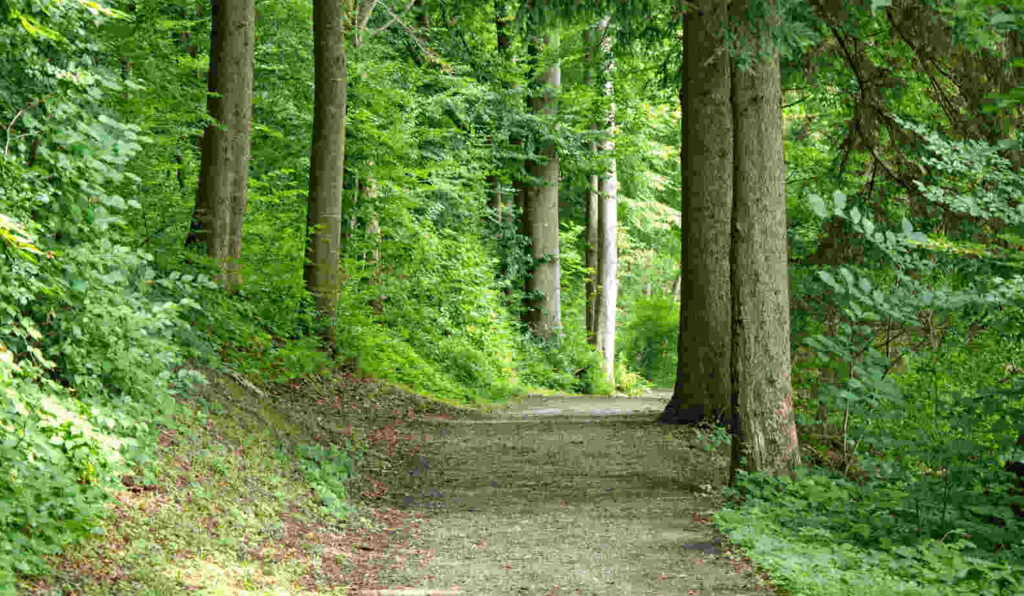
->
[[870, 0, 892, 13], [808, 194, 828, 218], [833, 191, 847, 215]]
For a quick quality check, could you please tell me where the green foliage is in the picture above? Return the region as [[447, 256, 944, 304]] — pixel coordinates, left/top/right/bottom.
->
[[616, 295, 678, 387], [748, 114, 1024, 596], [296, 443, 357, 521], [718, 471, 1024, 595], [0, 1, 209, 584]]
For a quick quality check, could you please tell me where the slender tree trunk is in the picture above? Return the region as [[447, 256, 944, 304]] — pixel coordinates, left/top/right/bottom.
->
[[304, 0, 350, 329], [188, 0, 254, 293], [585, 169, 600, 340], [524, 32, 562, 338], [584, 27, 600, 342], [659, 0, 732, 423], [729, 0, 800, 477], [595, 16, 617, 384], [488, 3, 510, 226], [486, 174, 503, 224], [495, 0, 511, 53], [415, 0, 429, 30]]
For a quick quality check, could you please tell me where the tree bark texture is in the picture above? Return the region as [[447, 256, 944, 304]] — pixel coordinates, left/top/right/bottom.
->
[[524, 33, 562, 339], [304, 0, 349, 325], [659, 0, 732, 424], [729, 0, 801, 477], [595, 16, 617, 384], [189, 0, 254, 292]]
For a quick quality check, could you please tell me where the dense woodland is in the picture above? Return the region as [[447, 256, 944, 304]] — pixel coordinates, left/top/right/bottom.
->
[[3, 0, 1024, 593]]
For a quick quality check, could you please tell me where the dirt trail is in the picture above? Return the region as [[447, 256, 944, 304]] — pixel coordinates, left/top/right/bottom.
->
[[374, 393, 770, 596]]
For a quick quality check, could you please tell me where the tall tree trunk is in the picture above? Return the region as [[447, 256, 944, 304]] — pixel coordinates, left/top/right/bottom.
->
[[415, 0, 430, 30], [659, 0, 732, 423], [729, 0, 800, 478], [595, 16, 618, 384], [489, 2, 512, 230], [188, 0, 254, 293], [495, 0, 511, 54], [524, 32, 562, 339], [585, 169, 599, 340], [304, 0, 350, 330], [584, 26, 600, 343]]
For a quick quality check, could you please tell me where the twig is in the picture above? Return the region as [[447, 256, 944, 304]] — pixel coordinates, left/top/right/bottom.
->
[[371, 0, 414, 35], [372, 0, 439, 65], [3, 109, 26, 158]]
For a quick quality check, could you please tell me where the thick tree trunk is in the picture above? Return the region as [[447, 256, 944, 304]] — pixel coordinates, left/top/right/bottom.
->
[[304, 0, 349, 328], [188, 0, 254, 293], [729, 0, 801, 477], [584, 27, 600, 342], [524, 33, 562, 339], [595, 16, 617, 384], [659, 0, 732, 424]]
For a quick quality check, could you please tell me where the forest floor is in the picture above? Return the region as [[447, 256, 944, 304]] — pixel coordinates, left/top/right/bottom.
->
[[370, 392, 772, 595], [18, 374, 772, 596]]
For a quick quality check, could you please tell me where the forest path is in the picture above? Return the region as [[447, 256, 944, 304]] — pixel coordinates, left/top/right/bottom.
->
[[372, 393, 769, 595]]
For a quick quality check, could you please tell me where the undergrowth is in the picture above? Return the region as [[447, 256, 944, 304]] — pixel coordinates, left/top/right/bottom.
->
[[17, 375, 364, 596], [717, 471, 1023, 595]]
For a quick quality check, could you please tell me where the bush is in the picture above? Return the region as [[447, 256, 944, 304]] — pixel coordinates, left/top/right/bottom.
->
[[617, 295, 678, 387]]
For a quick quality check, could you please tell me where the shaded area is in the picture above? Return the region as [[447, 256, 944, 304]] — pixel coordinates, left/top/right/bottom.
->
[[375, 395, 771, 595]]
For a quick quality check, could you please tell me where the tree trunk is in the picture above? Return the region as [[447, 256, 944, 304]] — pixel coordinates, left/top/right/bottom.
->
[[487, 174, 503, 224], [352, 0, 376, 47], [585, 169, 599, 340], [304, 0, 349, 329], [659, 0, 732, 424], [415, 0, 429, 30], [595, 16, 617, 384], [729, 0, 800, 478], [495, 0, 511, 54], [584, 27, 600, 343], [188, 0, 254, 293], [524, 32, 562, 339]]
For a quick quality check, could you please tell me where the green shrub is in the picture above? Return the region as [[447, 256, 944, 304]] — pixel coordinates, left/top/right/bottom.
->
[[296, 443, 358, 521], [617, 295, 678, 387], [717, 471, 1024, 595]]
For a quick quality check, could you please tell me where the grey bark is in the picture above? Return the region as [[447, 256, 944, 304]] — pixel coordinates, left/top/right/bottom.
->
[[304, 0, 350, 327], [729, 0, 801, 477], [595, 16, 617, 384], [524, 33, 562, 339], [659, 0, 732, 424], [189, 0, 254, 293]]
